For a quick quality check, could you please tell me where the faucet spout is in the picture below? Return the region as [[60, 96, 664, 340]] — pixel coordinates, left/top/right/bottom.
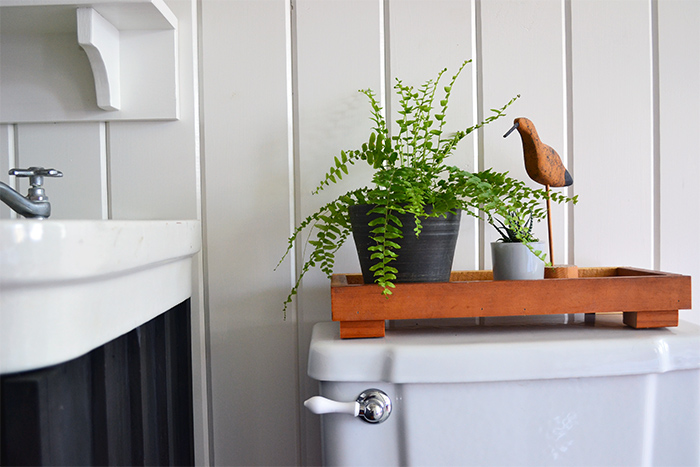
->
[[0, 181, 51, 218]]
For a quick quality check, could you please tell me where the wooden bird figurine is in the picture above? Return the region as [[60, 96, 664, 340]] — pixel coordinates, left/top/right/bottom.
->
[[503, 117, 573, 187], [504, 117, 573, 266]]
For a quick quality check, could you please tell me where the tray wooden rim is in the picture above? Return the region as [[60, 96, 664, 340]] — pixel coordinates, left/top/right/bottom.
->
[[330, 267, 692, 337], [332, 267, 688, 287]]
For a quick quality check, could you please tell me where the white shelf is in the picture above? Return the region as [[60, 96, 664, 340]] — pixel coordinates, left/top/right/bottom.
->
[[0, 0, 179, 122]]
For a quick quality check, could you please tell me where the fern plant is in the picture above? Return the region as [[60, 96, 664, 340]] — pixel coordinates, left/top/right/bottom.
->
[[277, 60, 576, 316]]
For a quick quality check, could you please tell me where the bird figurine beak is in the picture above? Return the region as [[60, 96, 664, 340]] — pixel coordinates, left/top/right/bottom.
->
[[503, 122, 519, 138]]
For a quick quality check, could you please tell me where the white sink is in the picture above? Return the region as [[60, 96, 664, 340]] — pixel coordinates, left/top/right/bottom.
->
[[0, 219, 201, 374]]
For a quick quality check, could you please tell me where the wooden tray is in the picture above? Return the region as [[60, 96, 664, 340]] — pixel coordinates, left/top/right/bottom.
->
[[331, 267, 692, 338]]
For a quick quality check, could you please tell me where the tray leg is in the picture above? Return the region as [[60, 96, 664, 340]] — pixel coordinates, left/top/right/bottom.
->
[[623, 310, 679, 328], [339, 320, 385, 339]]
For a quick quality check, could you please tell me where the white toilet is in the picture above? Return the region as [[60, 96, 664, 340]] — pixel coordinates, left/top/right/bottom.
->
[[306, 316, 700, 466]]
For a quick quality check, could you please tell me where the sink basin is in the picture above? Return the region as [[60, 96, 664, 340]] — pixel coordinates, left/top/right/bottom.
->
[[0, 219, 201, 374]]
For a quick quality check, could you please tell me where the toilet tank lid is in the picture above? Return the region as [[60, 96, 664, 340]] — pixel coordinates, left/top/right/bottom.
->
[[307, 318, 700, 383]]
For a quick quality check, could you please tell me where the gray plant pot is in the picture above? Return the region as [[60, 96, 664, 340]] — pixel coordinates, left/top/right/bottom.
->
[[491, 241, 545, 281], [350, 204, 461, 284]]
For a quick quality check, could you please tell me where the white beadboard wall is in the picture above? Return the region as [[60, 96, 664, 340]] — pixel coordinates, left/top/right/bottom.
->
[[2, 0, 699, 465]]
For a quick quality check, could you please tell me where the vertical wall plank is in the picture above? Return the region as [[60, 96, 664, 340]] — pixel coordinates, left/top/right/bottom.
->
[[294, 1, 383, 463], [657, 0, 700, 325], [481, 0, 568, 266], [108, 117, 198, 220], [109, 0, 198, 221], [199, 0, 298, 465], [389, 0, 478, 270], [15, 123, 106, 220], [571, 0, 653, 268]]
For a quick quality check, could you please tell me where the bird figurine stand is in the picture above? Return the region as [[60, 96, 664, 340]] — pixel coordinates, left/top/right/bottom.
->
[[544, 264, 579, 279], [503, 117, 578, 278]]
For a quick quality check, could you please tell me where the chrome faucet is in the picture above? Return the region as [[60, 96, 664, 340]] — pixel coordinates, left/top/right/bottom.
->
[[0, 167, 63, 219]]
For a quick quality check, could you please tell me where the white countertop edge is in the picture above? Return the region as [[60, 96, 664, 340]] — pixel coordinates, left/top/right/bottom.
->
[[1, 256, 195, 375], [0, 219, 201, 284]]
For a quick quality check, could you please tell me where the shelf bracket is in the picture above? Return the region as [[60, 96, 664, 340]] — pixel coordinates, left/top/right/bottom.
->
[[77, 7, 120, 111]]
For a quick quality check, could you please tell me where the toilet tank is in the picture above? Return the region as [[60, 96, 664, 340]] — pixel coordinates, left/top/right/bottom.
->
[[307, 316, 700, 466]]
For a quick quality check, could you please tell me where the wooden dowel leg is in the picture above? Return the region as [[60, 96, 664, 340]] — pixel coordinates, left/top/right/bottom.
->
[[546, 184, 554, 264]]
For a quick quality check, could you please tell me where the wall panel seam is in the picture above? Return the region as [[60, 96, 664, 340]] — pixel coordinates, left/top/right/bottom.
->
[[285, 0, 303, 465], [650, 0, 661, 270], [381, 0, 391, 131], [11, 125, 19, 190], [563, 0, 577, 323], [472, 0, 485, 272], [190, 0, 212, 463], [103, 122, 111, 220], [563, 0, 575, 265], [194, 0, 215, 463]]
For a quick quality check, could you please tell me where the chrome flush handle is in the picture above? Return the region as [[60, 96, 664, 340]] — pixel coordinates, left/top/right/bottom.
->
[[304, 389, 392, 424]]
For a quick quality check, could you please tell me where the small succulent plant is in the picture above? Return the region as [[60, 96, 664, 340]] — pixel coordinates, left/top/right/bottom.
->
[[492, 211, 538, 243]]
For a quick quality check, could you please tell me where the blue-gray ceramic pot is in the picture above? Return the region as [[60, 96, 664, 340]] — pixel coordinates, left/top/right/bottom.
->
[[491, 241, 545, 281]]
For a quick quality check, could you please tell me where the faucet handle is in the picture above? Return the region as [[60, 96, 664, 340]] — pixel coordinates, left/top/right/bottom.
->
[[9, 167, 63, 187]]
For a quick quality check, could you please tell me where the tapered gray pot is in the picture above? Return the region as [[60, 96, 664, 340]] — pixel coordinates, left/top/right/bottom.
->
[[491, 241, 545, 281], [349, 204, 461, 284]]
